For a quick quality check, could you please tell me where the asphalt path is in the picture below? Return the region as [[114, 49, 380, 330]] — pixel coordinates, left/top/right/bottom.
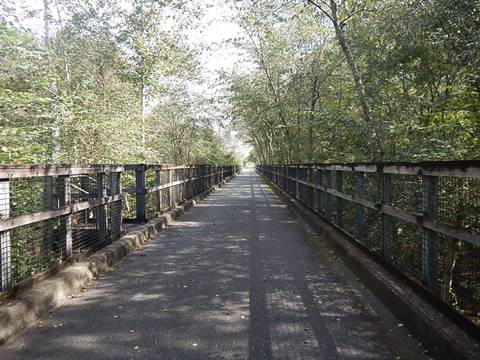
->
[[1, 169, 426, 359]]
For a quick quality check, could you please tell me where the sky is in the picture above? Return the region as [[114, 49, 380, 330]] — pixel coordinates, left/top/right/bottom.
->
[[189, 1, 252, 159], [10, 0, 252, 159]]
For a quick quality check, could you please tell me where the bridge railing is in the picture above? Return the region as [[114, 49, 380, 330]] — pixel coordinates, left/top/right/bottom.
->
[[0, 164, 237, 295], [122, 165, 235, 222], [257, 161, 480, 326]]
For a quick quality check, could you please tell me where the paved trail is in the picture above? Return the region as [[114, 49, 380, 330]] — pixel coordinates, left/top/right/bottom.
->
[[2, 169, 426, 359]]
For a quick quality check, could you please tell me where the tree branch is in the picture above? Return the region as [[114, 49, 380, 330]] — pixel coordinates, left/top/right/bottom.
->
[[305, 0, 333, 21]]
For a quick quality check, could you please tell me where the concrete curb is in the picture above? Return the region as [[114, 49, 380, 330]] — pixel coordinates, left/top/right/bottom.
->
[[259, 173, 480, 360], [0, 176, 234, 345]]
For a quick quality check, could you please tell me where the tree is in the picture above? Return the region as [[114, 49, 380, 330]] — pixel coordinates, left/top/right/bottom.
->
[[0, 0, 235, 165], [306, 0, 381, 160], [117, 0, 197, 159]]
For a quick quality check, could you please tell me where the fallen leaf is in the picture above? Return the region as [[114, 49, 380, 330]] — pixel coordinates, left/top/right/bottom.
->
[[134, 346, 139, 350], [192, 343, 198, 348]]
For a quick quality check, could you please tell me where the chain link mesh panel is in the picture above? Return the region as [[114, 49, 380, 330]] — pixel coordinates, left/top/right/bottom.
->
[[257, 164, 480, 326]]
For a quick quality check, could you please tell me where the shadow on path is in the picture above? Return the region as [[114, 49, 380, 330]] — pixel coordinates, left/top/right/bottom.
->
[[1, 169, 425, 360]]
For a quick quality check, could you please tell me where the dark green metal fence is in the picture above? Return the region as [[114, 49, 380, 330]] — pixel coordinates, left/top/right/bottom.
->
[[0, 164, 237, 295], [257, 161, 480, 327]]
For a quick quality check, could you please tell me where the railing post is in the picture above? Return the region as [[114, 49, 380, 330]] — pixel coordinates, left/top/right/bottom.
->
[[325, 170, 332, 221], [313, 168, 319, 212], [421, 175, 438, 292], [96, 172, 107, 244], [355, 172, 365, 243], [335, 171, 344, 227], [110, 171, 122, 239], [57, 175, 72, 258], [155, 169, 162, 213], [381, 173, 393, 258], [315, 169, 322, 214], [80, 176, 91, 224], [190, 166, 194, 197], [309, 168, 315, 208], [43, 176, 53, 257], [135, 165, 147, 222], [169, 169, 175, 206], [295, 166, 299, 199], [0, 179, 11, 292]]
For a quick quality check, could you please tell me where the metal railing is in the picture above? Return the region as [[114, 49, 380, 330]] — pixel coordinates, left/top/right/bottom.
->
[[257, 161, 480, 326], [0, 164, 237, 295]]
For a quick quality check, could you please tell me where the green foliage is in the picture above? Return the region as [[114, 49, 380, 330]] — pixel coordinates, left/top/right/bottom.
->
[[0, 1, 232, 165], [228, 0, 480, 163]]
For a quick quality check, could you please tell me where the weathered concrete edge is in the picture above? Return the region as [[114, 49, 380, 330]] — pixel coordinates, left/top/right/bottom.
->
[[0, 175, 235, 345], [259, 172, 480, 360]]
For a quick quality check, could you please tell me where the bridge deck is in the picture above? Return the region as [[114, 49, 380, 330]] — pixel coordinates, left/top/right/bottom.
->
[[2, 169, 426, 359]]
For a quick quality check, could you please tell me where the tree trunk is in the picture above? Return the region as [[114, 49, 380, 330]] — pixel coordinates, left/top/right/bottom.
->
[[140, 80, 146, 158], [441, 239, 459, 302], [308, 122, 313, 162], [329, 0, 381, 161], [43, 0, 49, 44], [308, 75, 320, 163]]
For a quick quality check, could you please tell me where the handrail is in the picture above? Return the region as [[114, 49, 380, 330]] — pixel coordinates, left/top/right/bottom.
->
[[0, 163, 239, 295], [257, 161, 480, 328]]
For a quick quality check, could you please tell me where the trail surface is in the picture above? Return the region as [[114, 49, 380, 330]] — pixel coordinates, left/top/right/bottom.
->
[[2, 169, 425, 359]]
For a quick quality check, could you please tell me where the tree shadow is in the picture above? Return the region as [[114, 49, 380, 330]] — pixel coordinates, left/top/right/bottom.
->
[[1, 170, 408, 359]]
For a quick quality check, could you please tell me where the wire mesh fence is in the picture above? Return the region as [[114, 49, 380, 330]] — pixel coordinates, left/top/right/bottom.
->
[[0, 164, 237, 296], [122, 165, 236, 222], [257, 162, 480, 327]]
